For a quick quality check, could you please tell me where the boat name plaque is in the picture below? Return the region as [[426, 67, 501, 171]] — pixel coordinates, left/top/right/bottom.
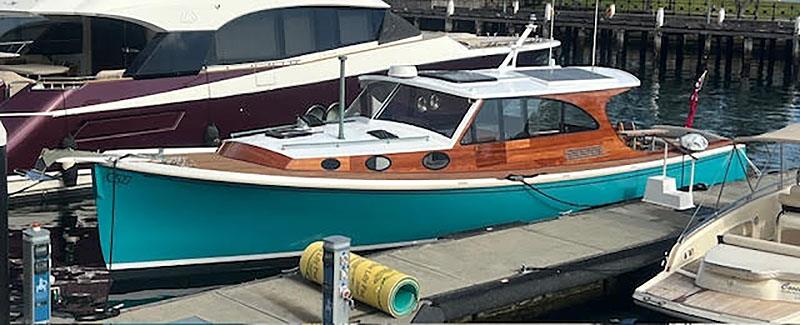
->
[[565, 145, 604, 161]]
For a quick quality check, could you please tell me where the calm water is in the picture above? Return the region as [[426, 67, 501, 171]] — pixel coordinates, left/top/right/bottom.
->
[[10, 36, 800, 321]]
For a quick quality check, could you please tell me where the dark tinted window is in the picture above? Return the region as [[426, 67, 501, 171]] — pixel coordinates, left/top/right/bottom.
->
[[461, 98, 598, 145], [378, 11, 421, 44], [215, 10, 280, 64], [211, 7, 385, 65], [377, 85, 471, 138], [124, 31, 213, 79]]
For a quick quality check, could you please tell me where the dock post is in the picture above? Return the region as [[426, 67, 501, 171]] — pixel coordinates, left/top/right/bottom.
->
[[758, 38, 765, 80], [741, 37, 753, 80], [614, 29, 626, 69], [322, 236, 351, 325], [0, 121, 8, 324], [767, 38, 776, 85], [724, 36, 733, 81], [675, 34, 685, 77], [574, 28, 585, 64], [639, 31, 648, 73], [474, 20, 483, 35]]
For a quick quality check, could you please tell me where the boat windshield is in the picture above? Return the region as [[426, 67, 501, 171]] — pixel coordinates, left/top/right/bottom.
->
[[0, 13, 154, 78], [360, 82, 471, 138]]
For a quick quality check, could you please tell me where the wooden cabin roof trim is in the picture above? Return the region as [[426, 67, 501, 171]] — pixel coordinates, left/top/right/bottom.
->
[[359, 66, 641, 100]]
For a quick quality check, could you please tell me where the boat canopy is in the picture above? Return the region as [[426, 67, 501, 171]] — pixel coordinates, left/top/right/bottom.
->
[[735, 124, 800, 144], [0, 0, 391, 32], [359, 66, 641, 100]]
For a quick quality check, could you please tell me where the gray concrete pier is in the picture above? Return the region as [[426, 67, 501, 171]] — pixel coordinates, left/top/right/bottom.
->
[[101, 172, 770, 323]]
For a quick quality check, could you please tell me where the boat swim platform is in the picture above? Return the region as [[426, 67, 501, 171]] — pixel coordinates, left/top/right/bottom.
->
[[101, 173, 785, 323]]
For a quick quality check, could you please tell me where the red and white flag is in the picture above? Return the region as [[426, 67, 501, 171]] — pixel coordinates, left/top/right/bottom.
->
[[684, 70, 708, 128]]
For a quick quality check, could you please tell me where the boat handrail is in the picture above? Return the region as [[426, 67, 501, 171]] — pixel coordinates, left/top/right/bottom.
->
[[280, 135, 430, 151]]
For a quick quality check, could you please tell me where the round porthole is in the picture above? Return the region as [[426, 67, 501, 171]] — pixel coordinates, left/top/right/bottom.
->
[[321, 158, 341, 171], [422, 152, 450, 170], [365, 155, 392, 172]]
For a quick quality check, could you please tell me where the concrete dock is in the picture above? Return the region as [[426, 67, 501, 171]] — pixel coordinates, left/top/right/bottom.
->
[[103, 171, 774, 323]]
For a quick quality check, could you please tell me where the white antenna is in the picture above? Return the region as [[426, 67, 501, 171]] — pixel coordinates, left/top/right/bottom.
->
[[591, 0, 599, 66], [498, 15, 536, 71]]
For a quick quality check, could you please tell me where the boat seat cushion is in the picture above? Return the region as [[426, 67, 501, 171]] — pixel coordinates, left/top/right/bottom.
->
[[702, 244, 800, 281], [778, 212, 800, 244], [779, 185, 800, 209]]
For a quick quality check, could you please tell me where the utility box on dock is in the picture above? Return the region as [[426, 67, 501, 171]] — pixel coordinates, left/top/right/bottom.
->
[[23, 226, 51, 324]]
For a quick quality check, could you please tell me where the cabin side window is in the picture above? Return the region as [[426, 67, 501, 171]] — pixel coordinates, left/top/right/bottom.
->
[[460, 98, 598, 145], [212, 7, 385, 66], [0, 15, 154, 77]]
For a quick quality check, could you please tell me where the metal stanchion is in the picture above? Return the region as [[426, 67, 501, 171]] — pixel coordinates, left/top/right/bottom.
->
[[322, 236, 350, 325]]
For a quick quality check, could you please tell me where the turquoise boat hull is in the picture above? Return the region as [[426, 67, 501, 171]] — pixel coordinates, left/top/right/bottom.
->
[[93, 148, 747, 272]]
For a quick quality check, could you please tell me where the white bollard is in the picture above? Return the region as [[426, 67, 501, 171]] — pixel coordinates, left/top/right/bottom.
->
[[446, 0, 455, 17], [795, 16, 800, 35], [606, 4, 616, 18], [545, 3, 554, 21], [718, 7, 726, 25]]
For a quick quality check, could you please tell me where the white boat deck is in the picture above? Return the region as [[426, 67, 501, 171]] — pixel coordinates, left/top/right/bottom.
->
[[96, 175, 760, 323]]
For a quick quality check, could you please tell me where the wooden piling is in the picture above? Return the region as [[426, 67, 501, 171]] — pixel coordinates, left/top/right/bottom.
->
[[741, 37, 753, 80], [767, 38, 776, 85], [675, 34, 685, 77], [475, 20, 483, 35], [724, 36, 734, 80], [574, 28, 585, 65], [445, 17, 453, 32], [758, 38, 766, 80], [639, 31, 648, 72], [614, 29, 626, 69], [653, 30, 662, 72]]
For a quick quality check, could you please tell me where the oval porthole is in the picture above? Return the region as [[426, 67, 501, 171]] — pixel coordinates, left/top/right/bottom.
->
[[365, 155, 392, 172], [422, 152, 450, 170], [321, 158, 341, 171]]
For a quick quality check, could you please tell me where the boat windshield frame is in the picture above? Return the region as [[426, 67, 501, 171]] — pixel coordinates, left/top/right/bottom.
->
[[346, 80, 474, 138]]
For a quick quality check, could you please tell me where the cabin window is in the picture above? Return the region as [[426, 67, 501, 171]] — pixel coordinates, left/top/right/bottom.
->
[[376, 84, 471, 138], [461, 98, 598, 145], [125, 31, 213, 79], [0, 15, 153, 77], [214, 11, 281, 64], [211, 7, 386, 66]]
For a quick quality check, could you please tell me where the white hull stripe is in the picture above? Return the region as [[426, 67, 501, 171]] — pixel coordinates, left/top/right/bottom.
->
[[106, 238, 436, 271], [110, 144, 742, 191]]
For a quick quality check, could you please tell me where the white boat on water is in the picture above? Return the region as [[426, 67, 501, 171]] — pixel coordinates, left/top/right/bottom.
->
[[634, 124, 800, 323]]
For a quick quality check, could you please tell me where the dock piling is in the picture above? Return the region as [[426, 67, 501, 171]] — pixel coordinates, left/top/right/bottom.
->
[[322, 236, 351, 325], [742, 37, 753, 80]]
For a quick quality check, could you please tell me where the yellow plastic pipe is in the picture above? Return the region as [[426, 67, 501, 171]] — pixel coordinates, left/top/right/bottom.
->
[[299, 241, 420, 318]]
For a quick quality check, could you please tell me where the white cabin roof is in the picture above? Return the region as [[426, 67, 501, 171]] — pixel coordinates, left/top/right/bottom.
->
[[360, 66, 641, 99], [0, 0, 390, 31]]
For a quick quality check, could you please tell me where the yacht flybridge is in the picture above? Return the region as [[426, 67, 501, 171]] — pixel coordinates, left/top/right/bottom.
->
[[0, 0, 559, 173]]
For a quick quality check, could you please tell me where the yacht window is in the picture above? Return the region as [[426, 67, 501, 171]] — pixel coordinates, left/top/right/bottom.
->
[[377, 12, 421, 44], [124, 31, 213, 79], [0, 15, 152, 77], [283, 9, 316, 57], [338, 8, 382, 46], [377, 84, 471, 138], [215, 11, 280, 64], [346, 81, 398, 118], [211, 7, 387, 66], [461, 98, 598, 145]]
